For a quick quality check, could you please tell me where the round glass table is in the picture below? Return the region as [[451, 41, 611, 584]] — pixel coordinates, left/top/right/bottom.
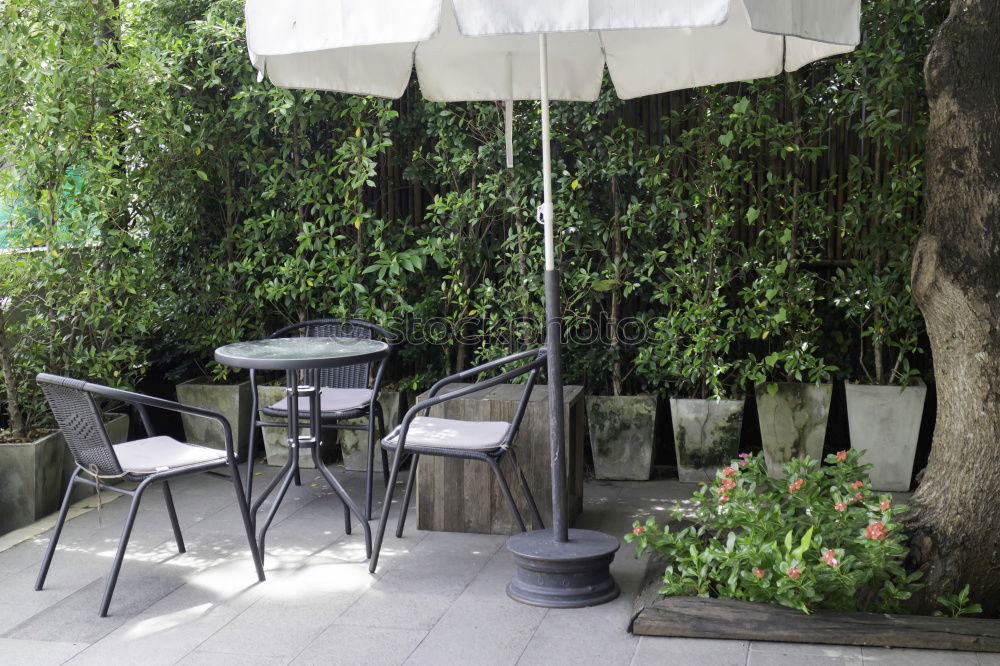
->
[[215, 336, 390, 561]]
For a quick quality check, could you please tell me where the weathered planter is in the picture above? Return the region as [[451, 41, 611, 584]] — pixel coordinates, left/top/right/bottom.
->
[[61, 412, 130, 504], [256, 385, 334, 469], [339, 391, 407, 472], [0, 429, 65, 536], [670, 398, 744, 483], [176, 379, 251, 460], [756, 382, 832, 478], [845, 380, 927, 491], [586, 395, 657, 481]]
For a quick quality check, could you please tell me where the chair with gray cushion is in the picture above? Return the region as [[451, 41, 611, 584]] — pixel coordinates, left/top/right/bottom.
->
[[369, 348, 547, 573], [246, 318, 395, 521], [35, 373, 265, 617]]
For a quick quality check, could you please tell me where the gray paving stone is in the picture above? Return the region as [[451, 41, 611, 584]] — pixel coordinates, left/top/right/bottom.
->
[[176, 650, 291, 665], [750, 641, 863, 665], [517, 633, 638, 666], [0, 637, 88, 664], [5, 564, 185, 643], [292, 624, 427, 665], [978, 653, 1000, 666], [632, 637, 749, 666], [862, 646, 982, 665]]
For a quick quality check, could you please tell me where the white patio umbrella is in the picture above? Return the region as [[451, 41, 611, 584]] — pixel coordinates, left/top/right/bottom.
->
[[245, 0, 861, 608]]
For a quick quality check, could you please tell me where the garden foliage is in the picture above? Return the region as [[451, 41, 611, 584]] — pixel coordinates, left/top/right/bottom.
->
[[626, 451, 923, 614], [0, 0, 945, 431]]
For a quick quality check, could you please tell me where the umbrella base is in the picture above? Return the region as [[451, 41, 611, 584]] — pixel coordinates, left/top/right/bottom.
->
[[505, 528, 620, 608]]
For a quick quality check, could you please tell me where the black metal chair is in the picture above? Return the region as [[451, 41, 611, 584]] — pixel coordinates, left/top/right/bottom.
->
[[369, 348, 547, 573], [34, 373, 265, 617], [247, 319, 395, 521]]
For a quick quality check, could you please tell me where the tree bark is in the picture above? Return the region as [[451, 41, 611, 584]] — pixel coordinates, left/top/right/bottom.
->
[[908, 0, 1000, 616]]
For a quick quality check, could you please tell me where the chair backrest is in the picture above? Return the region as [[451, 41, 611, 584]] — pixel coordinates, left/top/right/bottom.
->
[[36, 373, 123, 477], [270, 318, 390, 390]]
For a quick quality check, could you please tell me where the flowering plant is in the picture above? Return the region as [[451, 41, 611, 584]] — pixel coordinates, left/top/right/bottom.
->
[[626, 450, 922, 614]]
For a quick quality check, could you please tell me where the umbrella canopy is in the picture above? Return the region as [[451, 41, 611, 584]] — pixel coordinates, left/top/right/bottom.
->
[[246, 0, 859, 102]]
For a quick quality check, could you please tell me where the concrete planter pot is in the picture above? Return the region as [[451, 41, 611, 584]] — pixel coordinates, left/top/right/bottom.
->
[[586, 395, 657, 481], [845, 380, 926, 491], [0, 429, 65, 536], [339, 391, 407, 472], [670, 398, 745, 483], [176, 379, 251, 461], [256, 385, 335, 469], [61, 412, 130, 504], [756, 383, 832, 478]]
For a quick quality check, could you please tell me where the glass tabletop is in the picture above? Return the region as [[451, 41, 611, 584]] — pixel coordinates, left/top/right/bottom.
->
[[215, 336, 389, 370]]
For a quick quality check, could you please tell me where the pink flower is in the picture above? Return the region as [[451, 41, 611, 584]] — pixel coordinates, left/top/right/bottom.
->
[[865, 521, 888, 541], [632, 525, 645, 536], [835, 450, 847, 462], [787, 567, 802, 579], [854, 492, 863, 502], [722, 466, 737, 478], [788, 479, 804, 494], [752, 569, 765, 579], [718, 495, 731, 504], [738, 453, 750, 467], [720, 478, 736, 491], [880, 499, 891, 511], [834, 501, 847, 512], [822, 549, 839, 568], [851, 480, 863, 490]]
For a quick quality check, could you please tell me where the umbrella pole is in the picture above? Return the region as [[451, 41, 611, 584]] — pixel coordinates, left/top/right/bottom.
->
[[538, 33, 569, 545], [503, 34, 620, 609]]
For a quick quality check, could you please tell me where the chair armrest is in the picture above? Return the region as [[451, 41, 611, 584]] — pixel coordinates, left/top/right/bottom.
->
[[425, 348, 544, 400], [78, 379, 237, 459], [392, 352, 546, 447]]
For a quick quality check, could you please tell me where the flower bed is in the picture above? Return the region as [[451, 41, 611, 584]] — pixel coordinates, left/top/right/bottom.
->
[[627, 450, 922, 614]]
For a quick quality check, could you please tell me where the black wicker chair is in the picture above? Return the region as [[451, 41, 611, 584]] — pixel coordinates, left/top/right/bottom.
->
[[369, 348, 547, 573], [247, 319, 395, 520], [35, 373, 265, 617]]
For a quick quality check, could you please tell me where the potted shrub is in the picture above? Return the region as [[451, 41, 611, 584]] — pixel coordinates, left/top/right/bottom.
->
[[574, 128, 658, 481], [833, 144, 927, 491]]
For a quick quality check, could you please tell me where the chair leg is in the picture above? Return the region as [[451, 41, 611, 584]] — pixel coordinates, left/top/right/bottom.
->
[[99, 479, 151, 617], [395, 453, 419, 538], [506, 448, 544, 530], [370, 445, 406, 574], [486, 458, 526, 533], [162, 481, 186, 554], [251, 449, 295, 530], [35, 469, 80, 591], [226, 459, 266, 582]]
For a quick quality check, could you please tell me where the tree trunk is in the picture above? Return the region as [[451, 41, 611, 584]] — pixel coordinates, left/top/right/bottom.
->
[[907, 0, 1000, 616]]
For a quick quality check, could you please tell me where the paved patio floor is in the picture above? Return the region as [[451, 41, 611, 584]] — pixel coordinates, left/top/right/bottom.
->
[[0, 466, 995, 665]]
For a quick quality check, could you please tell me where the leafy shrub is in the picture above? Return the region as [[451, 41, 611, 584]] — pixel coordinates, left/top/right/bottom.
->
[[626, 451, 922, 614]]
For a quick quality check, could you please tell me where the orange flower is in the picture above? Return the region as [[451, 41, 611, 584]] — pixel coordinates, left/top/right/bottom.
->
[[865, 521, 888, 541], [853, 492, 863, 502], [720, 478, 736, 491], [722, 466, 737, 478], [834, 501, 847, 512], [632, 525, 645, 536], [752, 569, 765, 579], [788, 479, 804, 494], [851, 480, 863, 490], [880, 499, 891, 511], [835, 450, 847, 462], [718, 495, 731, 504], [822, 549, 839, 568], [787, 567, 802, 579]]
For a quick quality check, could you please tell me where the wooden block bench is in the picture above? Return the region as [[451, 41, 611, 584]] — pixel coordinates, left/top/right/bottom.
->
[[415, 383, 584, 535]]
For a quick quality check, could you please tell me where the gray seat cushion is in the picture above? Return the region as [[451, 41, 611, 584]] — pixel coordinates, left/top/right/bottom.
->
[[113, 436, 226, 474], [385, 416, 510, 451], [266, 387, 373, 414]]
